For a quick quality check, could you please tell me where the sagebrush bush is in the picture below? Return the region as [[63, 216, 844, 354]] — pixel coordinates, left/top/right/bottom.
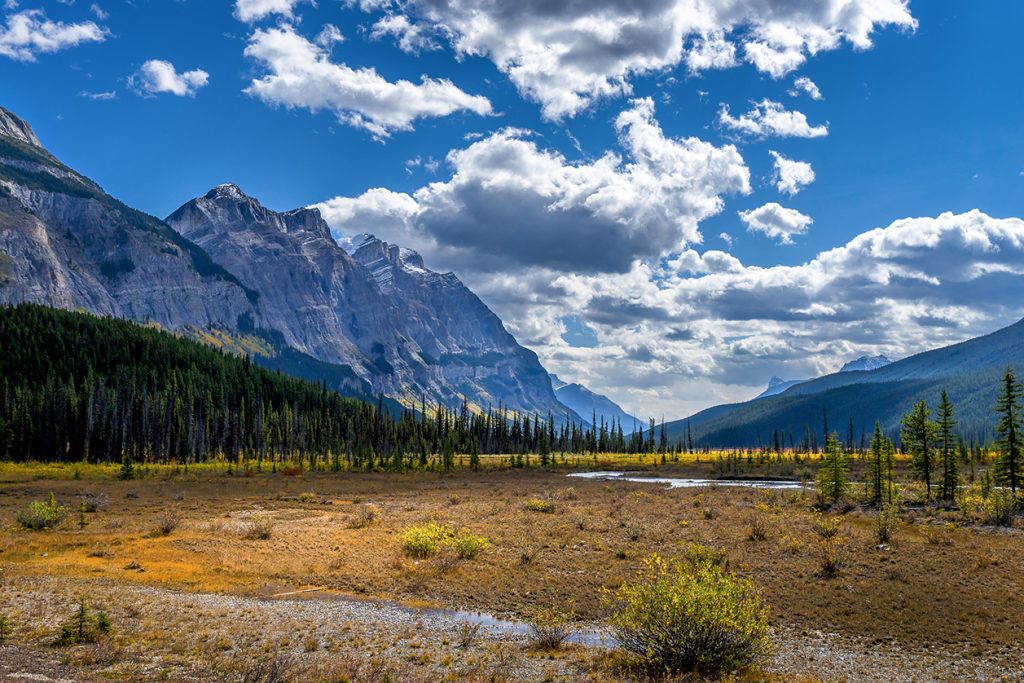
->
[[0, 613, 11, 646], [347, 504, 379, 529], [155, 509, 181, 536], [400, 522, 489, 560], [17, 493, 66, 530], [242, 513, 274, 540], [605, 550, 769, 676]]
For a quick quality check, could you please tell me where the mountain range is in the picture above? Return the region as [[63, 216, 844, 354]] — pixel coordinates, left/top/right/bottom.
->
[[0, 105, 575, 420], [667, 322, 1024, 447], [549, 374, 639, 431], [754, 355, 893, 399]]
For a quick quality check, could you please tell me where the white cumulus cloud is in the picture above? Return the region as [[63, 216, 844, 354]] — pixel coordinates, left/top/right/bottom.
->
[[789, 75, 823, 100], [0, 8, 106, 61], [769, 150, 815, 196], [719, 99, 828, 138], [243, 24, 492, 138], [739, 202, 812, 244], [316, 97, 750, 273], [130, 60, 210, 97], [348, 0, 914, 118], [234, 0, 310, 22]]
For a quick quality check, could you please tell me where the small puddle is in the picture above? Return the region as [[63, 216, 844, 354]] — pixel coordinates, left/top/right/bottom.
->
[[568, 471, 803, 490], [264, 588, 615, 648]]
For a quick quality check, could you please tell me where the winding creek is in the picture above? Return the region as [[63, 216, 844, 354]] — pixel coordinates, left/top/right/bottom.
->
[[568, 470, 805, 490]]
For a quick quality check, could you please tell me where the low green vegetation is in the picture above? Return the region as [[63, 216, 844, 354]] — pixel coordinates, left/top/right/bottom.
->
[[606, 547, 769, 676], [16, 492, 66, 530], [55, 597, 112, 647], [522, 497, 556, 513], [400, 521, 489, 560]]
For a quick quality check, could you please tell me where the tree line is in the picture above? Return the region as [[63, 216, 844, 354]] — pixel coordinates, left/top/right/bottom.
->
[[0, 304, 674, 468], [815, 370, 1024, 505]]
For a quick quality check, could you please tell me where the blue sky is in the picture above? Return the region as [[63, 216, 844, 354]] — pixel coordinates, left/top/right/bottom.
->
[[3, 0, 1024, 419]]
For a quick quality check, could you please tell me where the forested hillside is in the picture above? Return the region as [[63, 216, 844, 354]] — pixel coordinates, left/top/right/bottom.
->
[[0, 305, 662, 465], [664, 317, 1024, 448]]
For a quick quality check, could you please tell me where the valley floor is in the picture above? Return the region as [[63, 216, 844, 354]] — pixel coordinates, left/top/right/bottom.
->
[[1, 463, 1022, 681]]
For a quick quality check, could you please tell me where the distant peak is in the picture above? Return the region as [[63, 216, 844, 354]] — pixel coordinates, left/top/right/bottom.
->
[[840, 354, 893, 373], [0, 106, 41, 147], [204, 183, 250, 201], [767, 375, 786, 388]]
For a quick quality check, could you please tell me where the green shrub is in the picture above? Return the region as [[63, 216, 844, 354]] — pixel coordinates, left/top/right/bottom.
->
[[523, 498, 556, 513], [400, 522, 489, 560], [605, 550, 769, 677], [55, 597, 112, 646], [528, 604, 574, 650], [452, 532, 489, 559], [874, 503, 901, 545], [401, 521, 452, 558], [816, 537, 846, 578], [812, 513, 841, 540], [0, 613, 11, 646], [17, 493, 66, 530]]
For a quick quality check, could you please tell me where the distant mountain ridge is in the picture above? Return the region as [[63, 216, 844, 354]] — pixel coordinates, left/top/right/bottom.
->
[[666, 320, 1024, 446], [548, 374, 639, 430], [840, 354, 893, 373]]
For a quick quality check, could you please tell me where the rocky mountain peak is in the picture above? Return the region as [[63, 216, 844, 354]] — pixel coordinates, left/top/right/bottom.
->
[[204, 183, 250, 201], [179, 185, 333, 241], [0, 107, 41, 147], [840, 354, 894, 373], [340, 233, 433, 291]]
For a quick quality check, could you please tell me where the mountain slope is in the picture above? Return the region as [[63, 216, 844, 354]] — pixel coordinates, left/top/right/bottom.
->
[[167, 193, 569, 417], [0, 107, 261, 332], [548, 374, 639, 430], [755, 376, 808, 399], [666, 318, 1024, 446]]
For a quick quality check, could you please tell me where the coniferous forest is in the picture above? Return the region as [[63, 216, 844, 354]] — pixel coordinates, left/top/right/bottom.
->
[[0, 304, 667, 466]]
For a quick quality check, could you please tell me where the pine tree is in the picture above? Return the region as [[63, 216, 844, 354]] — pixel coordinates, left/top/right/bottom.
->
[[936, 389, 959, 502], [816, 432, 849, 504], [901, 400, 937, 499], [866, 422, 885, 506], [993, 368, 1023, 494], [883, 436, 896, 504]]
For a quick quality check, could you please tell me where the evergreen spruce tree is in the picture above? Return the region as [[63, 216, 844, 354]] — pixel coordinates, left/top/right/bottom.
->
[[119, 451, 134, 481], [993, 368, 1023, 494], [866, 422, 885, 506], [901, 400, 937, 499], [816, 432, 849, 504], [936, 389, 959, 502], [883, 436, 897, 504]]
